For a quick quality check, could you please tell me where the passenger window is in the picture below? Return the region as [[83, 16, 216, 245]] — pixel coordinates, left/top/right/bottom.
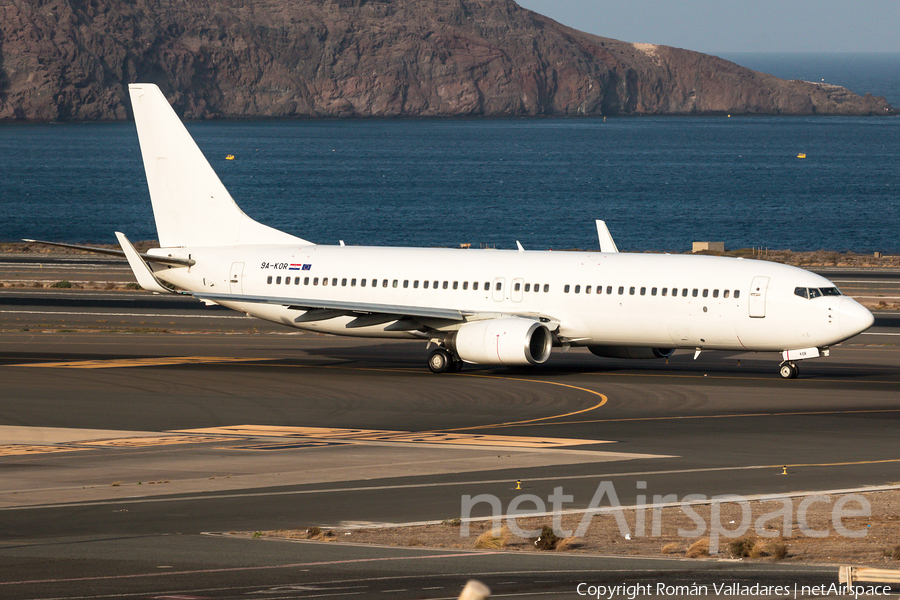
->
[[453, 281, 458, 290], [640, 287, 646, 296], [295, 277, 301, 285], [285, 278, 290, 285], [322, 278, 328, 286], [276, 276, 282, 284], [440, 281, 446, 290], [702, 289, 708, 298], [564, 285, 570, 293], [424, 280, 429, 289], [403, 280, 409, 288], [543, 284, 549, 292], [734, 290, 740, 298], [713, 289, 719, 298], [683, 289, 689, 297], [629, 286, 635, 295], [724, 289, 730, 298], [267, 276, 273, 284], [618, 286, 624, 295], [360, 279, 366, 287], [514, 282, 520, 292], [574, 285, 581, 294], [435, 281, 440, 289], [333, 278, 338, 286], [313, 277, 319, 285], [414, 280, 419, 288], [692, 289, 698, 297], [661, 288, 667, 296], [393, 280, 398, 288], [495, 282, 501, 291], [485, 282, 490, 290], [586, 285, 592, 294], [473, 282, 478, 291], [304, 277, 309, 285], [463, 281, 468, 290], [383, 280, 388, 288], [371, 279, 377, 287], [342, 278, 347, 286], [525, 283, 531, 292], [651, 287, 657, 296], [606, 286, 612, 294], [351, 278, 356, 287]]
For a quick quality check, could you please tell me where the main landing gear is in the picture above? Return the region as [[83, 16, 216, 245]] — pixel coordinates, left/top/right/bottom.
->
[[779, 361, 799, 379], [428, 347, 464, 374]]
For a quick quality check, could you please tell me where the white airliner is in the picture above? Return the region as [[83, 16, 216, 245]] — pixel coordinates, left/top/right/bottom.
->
[[29, 83, 874, 378]]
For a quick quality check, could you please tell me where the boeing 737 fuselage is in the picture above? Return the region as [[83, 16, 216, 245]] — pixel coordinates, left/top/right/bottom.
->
[[29, 84, 875, 378]]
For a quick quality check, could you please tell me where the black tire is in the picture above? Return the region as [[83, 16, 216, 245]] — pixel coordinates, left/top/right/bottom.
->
[[428, 348, 453, 374], [779, 363, 794, 379]]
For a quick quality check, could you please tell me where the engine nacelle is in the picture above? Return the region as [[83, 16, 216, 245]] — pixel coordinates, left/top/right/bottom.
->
[[588, 345, 675, 360], [453, 318, 552, 366]]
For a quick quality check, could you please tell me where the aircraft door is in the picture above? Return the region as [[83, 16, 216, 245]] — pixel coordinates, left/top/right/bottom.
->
[[492, 277, 505, 302], [748, 276, 769, 318], [230, 262, 244, 295], [511, 278, 524, 302]]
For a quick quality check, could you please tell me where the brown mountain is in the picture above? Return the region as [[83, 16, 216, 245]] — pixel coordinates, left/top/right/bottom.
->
[[0, 0, 893, 121]]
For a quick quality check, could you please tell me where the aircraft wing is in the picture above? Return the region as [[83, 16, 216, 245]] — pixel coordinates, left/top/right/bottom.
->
[[191, 291, 561, 332], [190, 291, 468, 322]]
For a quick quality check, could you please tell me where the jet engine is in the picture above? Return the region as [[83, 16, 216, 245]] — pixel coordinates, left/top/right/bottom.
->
[[453, 318, 552, 366], [588, 345, 675, 360]]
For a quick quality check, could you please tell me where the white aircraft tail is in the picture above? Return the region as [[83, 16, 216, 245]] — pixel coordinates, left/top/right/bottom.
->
[[128, 83, 310, 248]]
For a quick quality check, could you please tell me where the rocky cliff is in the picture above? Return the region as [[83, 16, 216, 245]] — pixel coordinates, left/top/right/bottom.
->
[[0, 0, 893, 120]]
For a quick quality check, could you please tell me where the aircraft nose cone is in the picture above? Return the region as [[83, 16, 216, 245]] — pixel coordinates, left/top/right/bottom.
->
[[839, 298, 874, 339]]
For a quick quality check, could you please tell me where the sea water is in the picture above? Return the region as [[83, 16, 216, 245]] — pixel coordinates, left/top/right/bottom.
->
[[1, 54, 897, 252]]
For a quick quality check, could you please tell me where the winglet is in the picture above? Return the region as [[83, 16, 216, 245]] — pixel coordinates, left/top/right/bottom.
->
[[596, 220, 619, 253], [115, 232, 175, 294]]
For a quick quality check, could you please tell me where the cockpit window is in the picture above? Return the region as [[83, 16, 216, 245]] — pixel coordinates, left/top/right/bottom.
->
[[795, 286, 843, 299]]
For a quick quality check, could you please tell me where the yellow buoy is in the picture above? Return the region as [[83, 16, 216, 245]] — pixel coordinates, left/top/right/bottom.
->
[[797, 153, 806, 159], [225, 154, 235, 160]]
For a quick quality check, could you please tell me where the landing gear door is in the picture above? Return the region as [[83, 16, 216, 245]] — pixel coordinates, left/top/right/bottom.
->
[[748, 276, 769, 318], [230, 262, 244, 295]]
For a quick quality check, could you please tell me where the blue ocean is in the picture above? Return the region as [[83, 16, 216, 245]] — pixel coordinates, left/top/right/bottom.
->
[[1, 54, 898, 252]]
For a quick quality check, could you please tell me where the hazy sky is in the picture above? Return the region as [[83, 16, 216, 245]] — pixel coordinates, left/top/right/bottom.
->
[[515, 0, 900, 54]]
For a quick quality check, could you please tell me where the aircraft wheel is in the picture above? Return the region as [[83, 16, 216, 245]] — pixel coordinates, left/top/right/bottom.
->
[[779, 362, 799, 379], [452, 357, 465, 372], [428, 348, 453, 374]]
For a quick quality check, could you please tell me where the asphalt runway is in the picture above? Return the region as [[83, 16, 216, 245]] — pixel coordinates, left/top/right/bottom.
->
[[1, 276, 899, 599]]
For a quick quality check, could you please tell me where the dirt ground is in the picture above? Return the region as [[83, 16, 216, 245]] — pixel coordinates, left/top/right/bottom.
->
[[247, 490, 900, 567]]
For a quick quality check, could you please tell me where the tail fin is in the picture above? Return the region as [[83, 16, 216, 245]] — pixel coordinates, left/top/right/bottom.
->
[[128, 83, 311, 248]]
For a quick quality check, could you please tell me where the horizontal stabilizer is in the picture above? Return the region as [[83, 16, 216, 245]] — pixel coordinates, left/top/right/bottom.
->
[[22, 238, 194, 267], [115, 232, 177, 294]]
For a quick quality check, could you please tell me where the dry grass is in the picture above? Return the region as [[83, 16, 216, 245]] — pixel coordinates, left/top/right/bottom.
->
[[685, 538, 710, 558], [474, 526, 510, 550], [660, 542, 683, 554]]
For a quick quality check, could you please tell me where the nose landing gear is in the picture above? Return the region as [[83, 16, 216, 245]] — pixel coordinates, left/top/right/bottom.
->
[[779, 361, 799, 379]]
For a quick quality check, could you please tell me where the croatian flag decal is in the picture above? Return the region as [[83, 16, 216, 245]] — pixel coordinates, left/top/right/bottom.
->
[[289, 264, 302, 270]]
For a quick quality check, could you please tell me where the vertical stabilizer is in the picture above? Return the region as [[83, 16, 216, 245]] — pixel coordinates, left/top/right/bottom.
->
[[128, 84, 310, 248]]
